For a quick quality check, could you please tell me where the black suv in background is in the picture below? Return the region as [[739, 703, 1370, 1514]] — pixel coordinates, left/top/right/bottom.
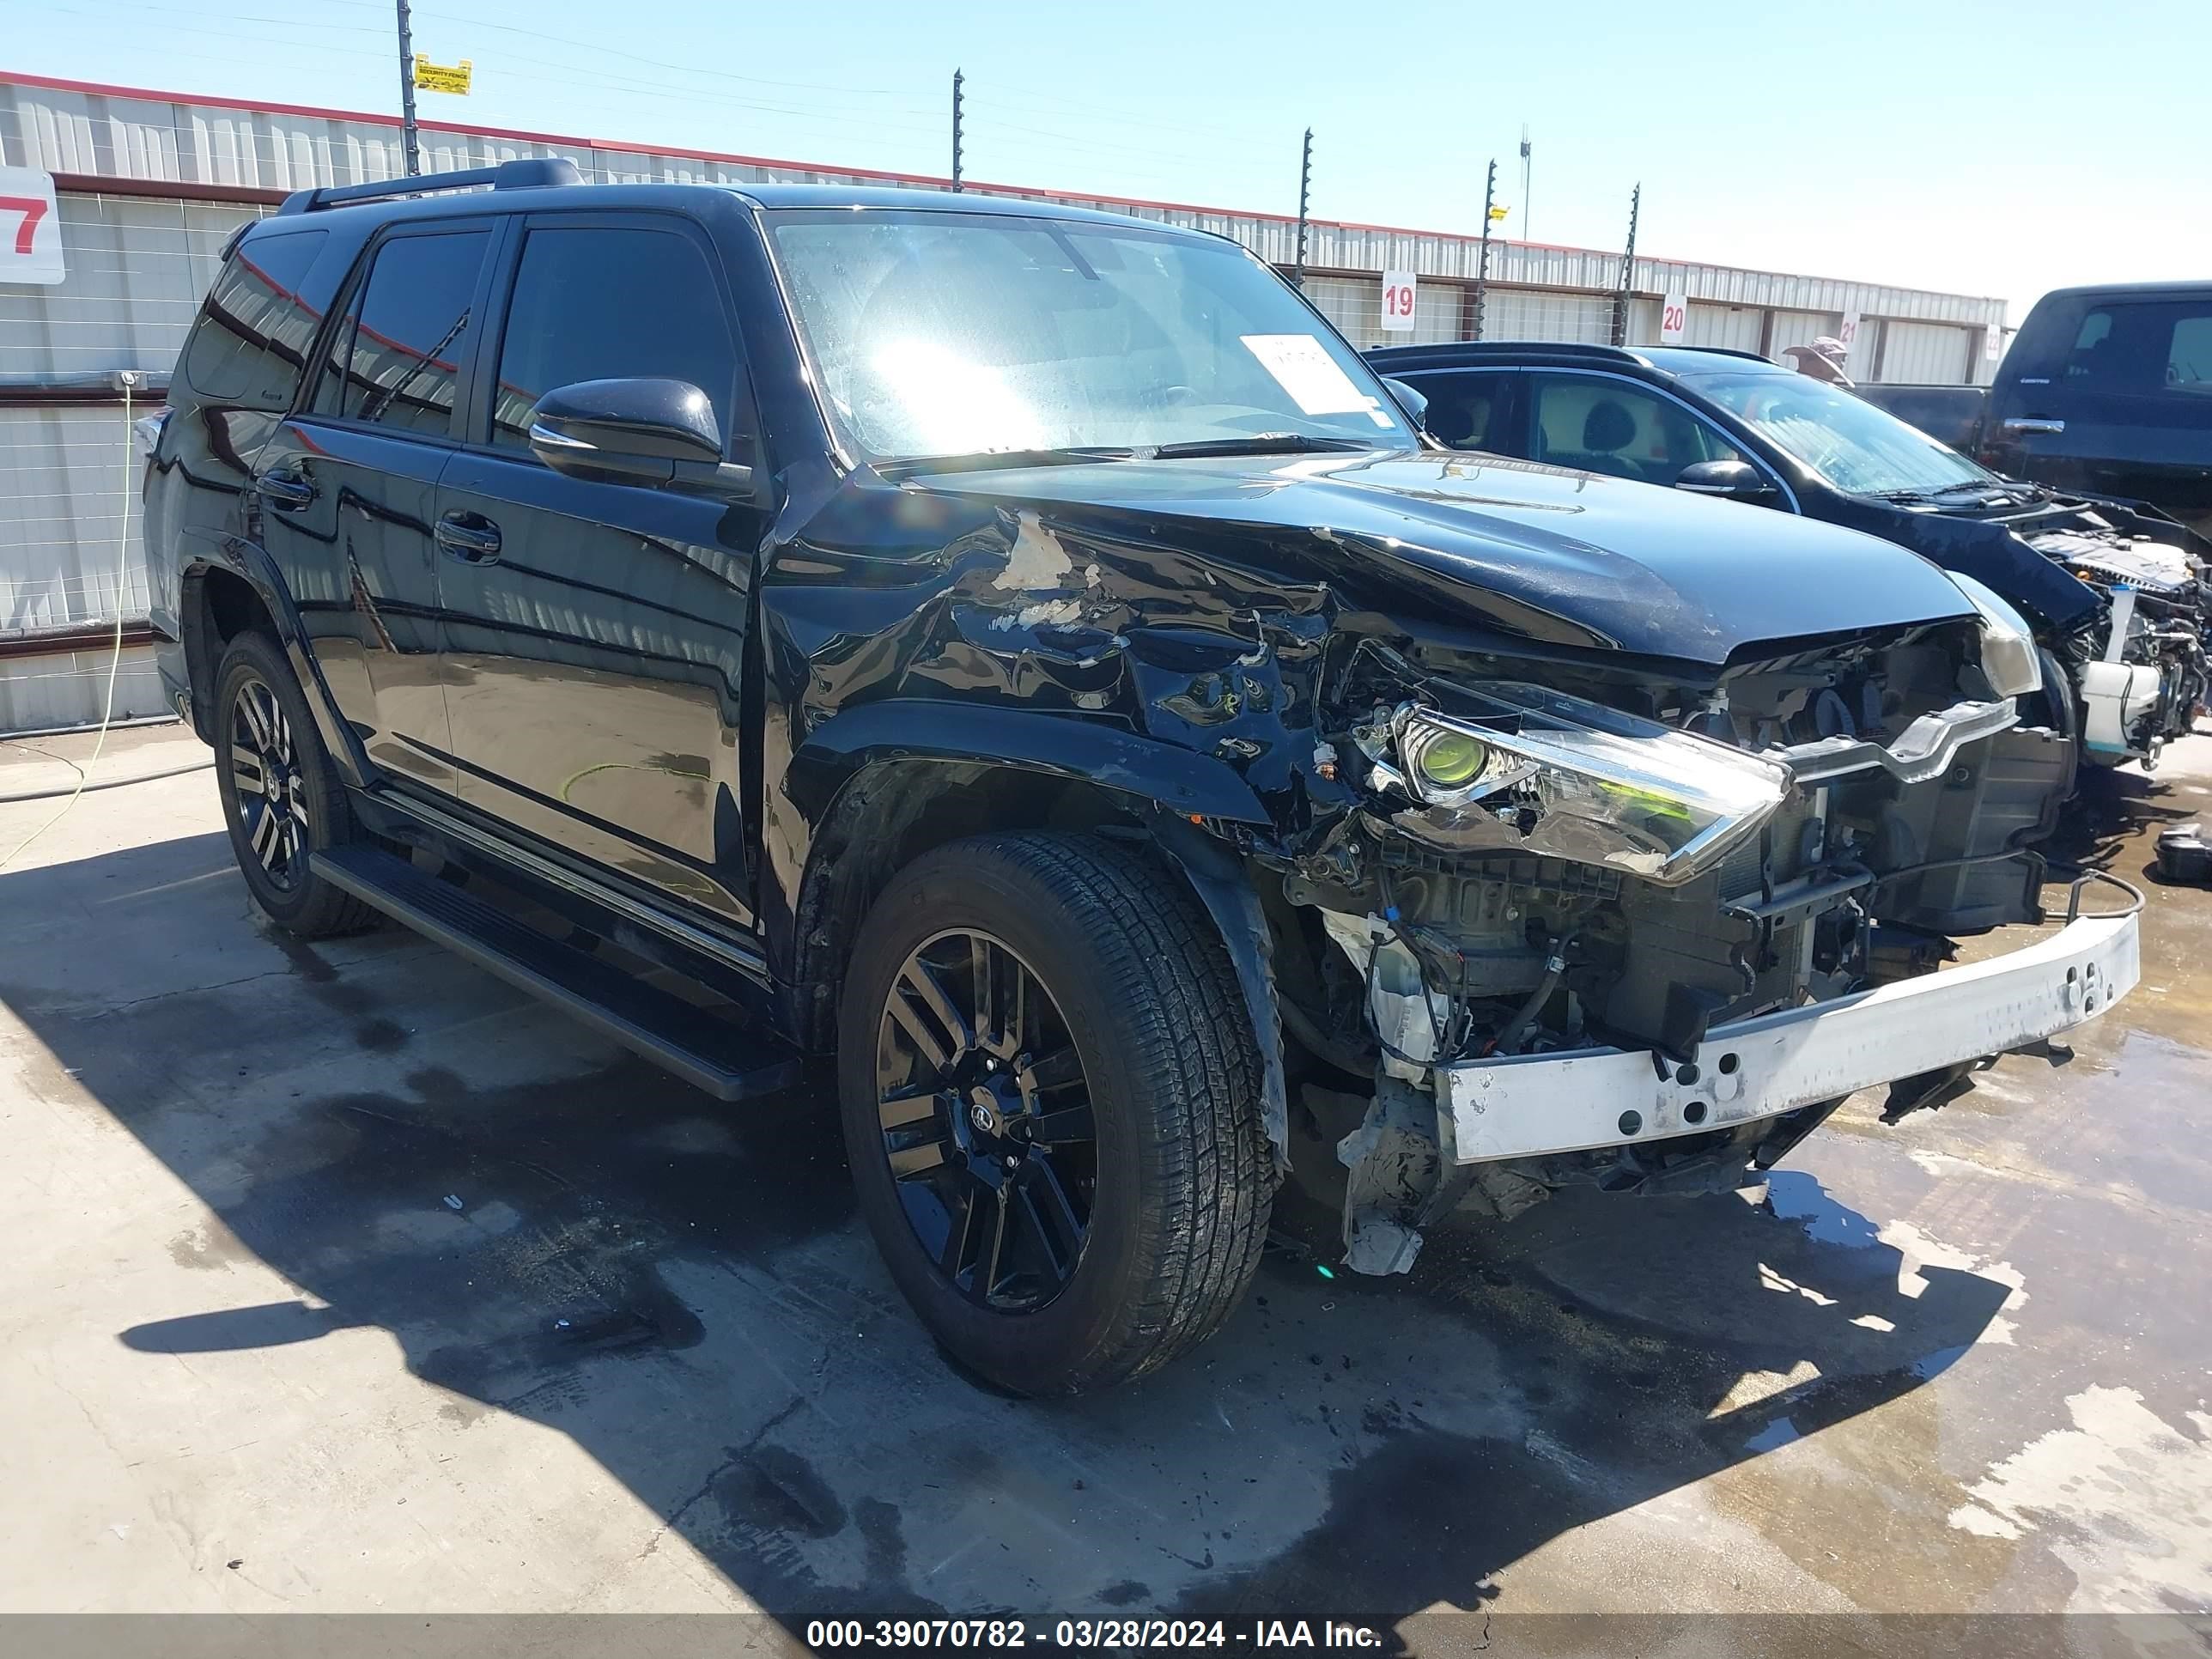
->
[[1370, 340, 2209, 769], [143, 162, 2136, 1395]]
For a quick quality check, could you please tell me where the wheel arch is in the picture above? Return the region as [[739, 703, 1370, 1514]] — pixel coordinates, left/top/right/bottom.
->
[[180, 545, 368, 785], [781, 708, 1287, 1165]]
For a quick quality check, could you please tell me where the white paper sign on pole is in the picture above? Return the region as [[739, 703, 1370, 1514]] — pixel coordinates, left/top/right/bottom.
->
[[0, 166, 64, 286], [1659, 291, 1688, 344], [1984, 324, 2004, 362], [1839, 309, 1864, 372], [1380, 270, 1418, 332]]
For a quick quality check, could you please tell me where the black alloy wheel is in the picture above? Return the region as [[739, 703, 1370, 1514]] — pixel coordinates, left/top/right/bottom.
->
[[210, 629, 379, 938], [876, 928, 1097, 1311], [228, 671, 311, 890], [837, 831, 1273, 1396]]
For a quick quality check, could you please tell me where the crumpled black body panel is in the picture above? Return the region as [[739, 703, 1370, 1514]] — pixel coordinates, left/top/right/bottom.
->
[[750, 449, 1985, 1035]]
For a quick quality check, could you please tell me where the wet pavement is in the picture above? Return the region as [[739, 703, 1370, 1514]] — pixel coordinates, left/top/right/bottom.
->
[[2, 722, 2208, 1641]]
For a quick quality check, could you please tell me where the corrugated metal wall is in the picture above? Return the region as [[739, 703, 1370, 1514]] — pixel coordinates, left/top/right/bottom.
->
[[1, 191, 266, 384], [1485, 289, 1614, 344], [1768, 307, 1839, 362], [0, 401, 168, 732], [0, 402, 147, 629], [1304, 274, 1460, 349], [1680, 302, 1764, 352], [1, 76, 2009, 331], [1880, 320, 1974, 386]]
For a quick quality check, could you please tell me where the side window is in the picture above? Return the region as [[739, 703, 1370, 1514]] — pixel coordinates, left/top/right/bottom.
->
[[2165, 314, 2212, 396], [313, 229, 490, 436], [1528, 374, 1741, 485], [488, 224, 738, 451], [2060, 301, 2212, 397], [1412, 372, 1511, 453], [182, 230, 330, 410]]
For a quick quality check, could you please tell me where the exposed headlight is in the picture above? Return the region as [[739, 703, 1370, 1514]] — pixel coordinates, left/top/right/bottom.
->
[[1949, 572, 2043, 699], [1388, 688, 1790, 885]]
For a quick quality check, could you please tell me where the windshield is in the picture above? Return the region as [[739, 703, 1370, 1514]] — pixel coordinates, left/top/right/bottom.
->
[[766, 208, 1414, 463], [1688, 370, 1998, 497]]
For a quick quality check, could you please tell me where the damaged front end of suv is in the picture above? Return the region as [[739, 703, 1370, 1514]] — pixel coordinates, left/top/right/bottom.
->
[[777, 444, 2143, 1284], [759, 203, 2142, 1310], [1263, 613, 2117, 1273]]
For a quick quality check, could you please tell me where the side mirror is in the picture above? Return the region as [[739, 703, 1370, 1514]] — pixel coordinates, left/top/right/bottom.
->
[[1675, 459, 1776, 502], [1381, 376, 1429, 433], [527, 378, 753, 495]]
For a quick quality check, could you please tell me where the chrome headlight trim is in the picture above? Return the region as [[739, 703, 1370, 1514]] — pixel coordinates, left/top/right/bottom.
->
[[1389, 689, 1792, 885]]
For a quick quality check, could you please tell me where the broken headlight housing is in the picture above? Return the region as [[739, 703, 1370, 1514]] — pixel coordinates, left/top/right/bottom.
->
[[1382, 687, 1790, 885], [1949, 572, 2043, 699]]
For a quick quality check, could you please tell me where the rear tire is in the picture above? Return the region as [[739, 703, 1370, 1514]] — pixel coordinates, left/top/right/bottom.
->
[[211, 629, 380, 939], [837, 832, 1272, 1395]]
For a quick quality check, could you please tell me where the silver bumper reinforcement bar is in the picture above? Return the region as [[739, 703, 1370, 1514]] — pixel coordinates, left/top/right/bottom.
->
[[1439, 910, 2141, 1164]]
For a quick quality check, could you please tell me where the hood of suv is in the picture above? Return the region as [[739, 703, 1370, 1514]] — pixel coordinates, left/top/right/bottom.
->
[[908, 450, 1975, 665]]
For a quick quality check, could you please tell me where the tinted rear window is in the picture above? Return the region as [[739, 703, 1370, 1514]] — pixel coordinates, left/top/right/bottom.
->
[[182, 230, 330, 409]]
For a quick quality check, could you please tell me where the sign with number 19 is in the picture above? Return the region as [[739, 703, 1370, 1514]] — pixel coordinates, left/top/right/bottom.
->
[[1380, 270, 1417, 332]]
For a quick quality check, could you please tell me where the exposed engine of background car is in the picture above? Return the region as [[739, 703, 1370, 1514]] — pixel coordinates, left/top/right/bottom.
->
[[1370, 340, 2209, 771]]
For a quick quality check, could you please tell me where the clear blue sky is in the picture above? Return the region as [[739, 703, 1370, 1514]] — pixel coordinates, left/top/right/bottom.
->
[[9, 0, 2206, 322]]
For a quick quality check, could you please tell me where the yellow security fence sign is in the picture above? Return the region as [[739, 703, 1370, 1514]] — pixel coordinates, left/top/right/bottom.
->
[[414, 57, 472, 94]]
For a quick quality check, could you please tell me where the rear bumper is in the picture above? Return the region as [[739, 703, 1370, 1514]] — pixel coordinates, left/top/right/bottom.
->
[[1439, 911, 2139, 1164]]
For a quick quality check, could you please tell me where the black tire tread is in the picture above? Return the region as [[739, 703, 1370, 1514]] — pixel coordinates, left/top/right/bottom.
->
[[873, 831, 1271, 1390]]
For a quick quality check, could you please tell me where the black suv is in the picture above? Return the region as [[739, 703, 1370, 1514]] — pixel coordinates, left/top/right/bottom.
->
[[146, 162, 2136, 1395], [1368, 340, 2209, 769]]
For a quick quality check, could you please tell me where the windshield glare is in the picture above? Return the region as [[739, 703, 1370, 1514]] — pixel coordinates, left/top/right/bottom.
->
[[1689, 370, 1996, 496], [767, 210, 1413, 462]]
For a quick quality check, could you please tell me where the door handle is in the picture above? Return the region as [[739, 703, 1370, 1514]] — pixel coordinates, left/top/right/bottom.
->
[[257, 469, 315, 508], [434, 512, 502, 563], [2002, 417, 2066, 435]]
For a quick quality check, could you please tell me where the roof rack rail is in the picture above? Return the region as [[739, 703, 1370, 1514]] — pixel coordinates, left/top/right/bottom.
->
[[276, 156, 584, 216], [1660, 344, 1777, 363], [1365, 340, 1645, 363]]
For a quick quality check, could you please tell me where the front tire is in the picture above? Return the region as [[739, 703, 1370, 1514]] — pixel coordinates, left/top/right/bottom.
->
[[837, 832, 1272, 1395], [211, 629, 380, 939]]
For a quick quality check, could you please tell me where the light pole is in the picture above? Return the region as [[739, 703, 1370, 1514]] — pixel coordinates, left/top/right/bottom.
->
[[395, 0, 422, 176], [1292, 128, 1312, 289], [951, 69, 963, 192]]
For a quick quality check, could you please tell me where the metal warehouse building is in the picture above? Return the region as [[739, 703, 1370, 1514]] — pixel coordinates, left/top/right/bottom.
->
[[0, 70, 2010, 732]]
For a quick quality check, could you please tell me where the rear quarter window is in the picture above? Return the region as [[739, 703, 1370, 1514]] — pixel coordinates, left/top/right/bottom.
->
[[181, 230, 331, 410]]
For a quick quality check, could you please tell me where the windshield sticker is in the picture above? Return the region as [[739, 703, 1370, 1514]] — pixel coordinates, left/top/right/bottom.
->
[[1241, 334, 1393, 427]]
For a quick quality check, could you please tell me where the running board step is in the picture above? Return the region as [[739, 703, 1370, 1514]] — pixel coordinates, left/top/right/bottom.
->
[[310, 845, 805, 1102]]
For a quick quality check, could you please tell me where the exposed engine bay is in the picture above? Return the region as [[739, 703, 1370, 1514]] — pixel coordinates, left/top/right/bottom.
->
[[2021, 519, 2209, 766], [1261, 619, 2077, 1273]]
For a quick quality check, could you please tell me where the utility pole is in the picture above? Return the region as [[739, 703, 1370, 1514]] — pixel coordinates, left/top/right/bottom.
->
[[1473, 157, 1497, 341], [395, 0, 422, 177], [1612, 182, 1641, 346], [1518, 125, 1532, 246], [950, 70, 963, 192], [1291, 128, 1312, 289]]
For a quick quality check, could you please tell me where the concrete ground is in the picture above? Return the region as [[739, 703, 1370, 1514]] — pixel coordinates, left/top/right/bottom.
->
[[2, 720, 2208, 1646]]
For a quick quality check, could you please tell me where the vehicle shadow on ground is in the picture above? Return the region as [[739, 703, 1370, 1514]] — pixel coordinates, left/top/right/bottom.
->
[[2049, 763, 2197, 881], [1, 830, 2014, 1637]]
